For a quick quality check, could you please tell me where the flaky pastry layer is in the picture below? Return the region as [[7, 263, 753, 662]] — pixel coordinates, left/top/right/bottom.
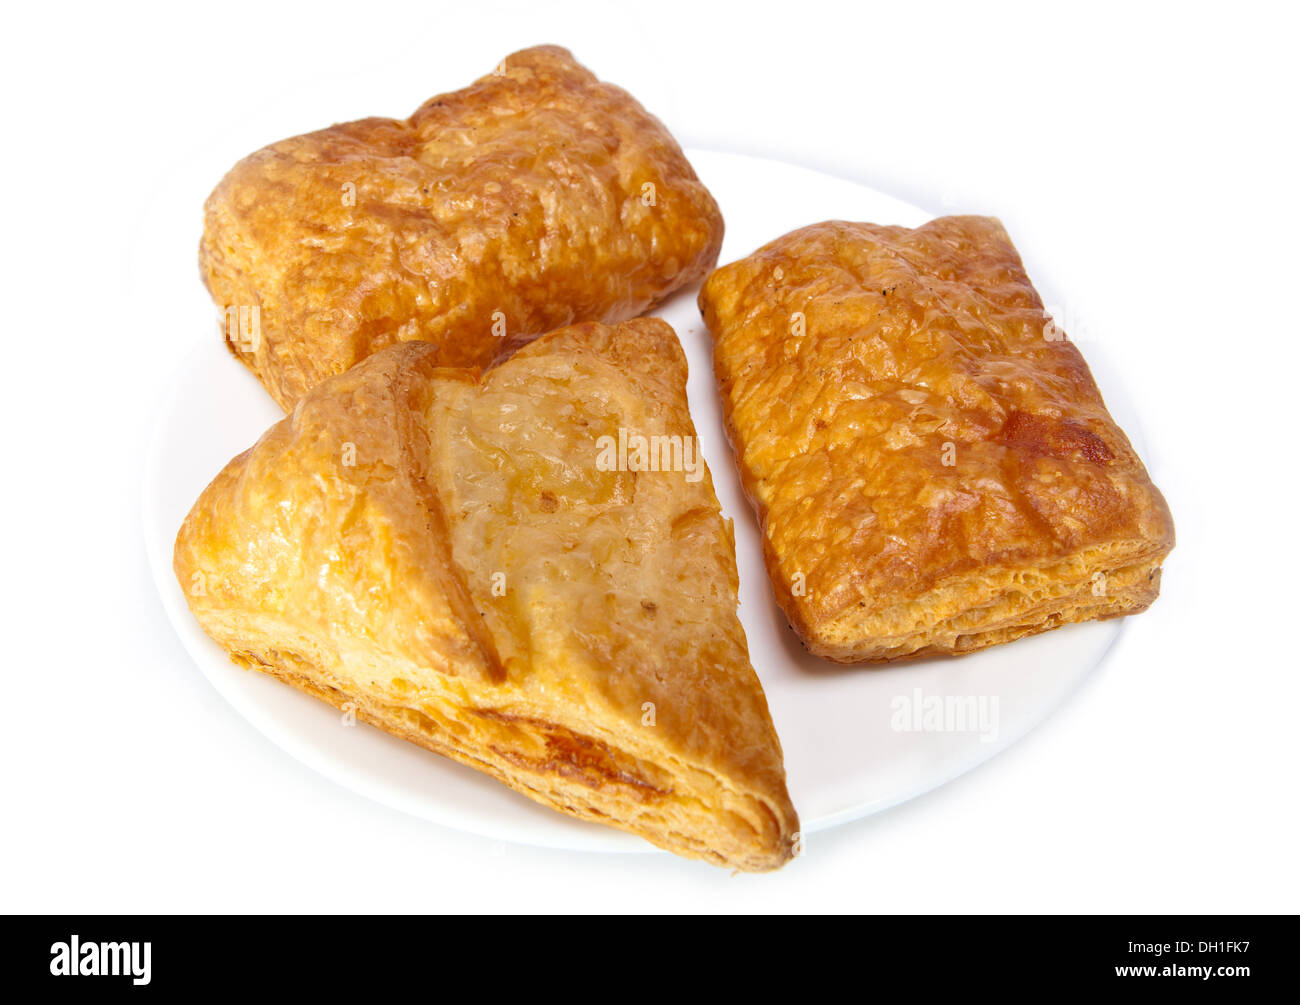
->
[[174, 319, 797, 870], [201, 45, 724, 411], [699, 216, 1175, 662]]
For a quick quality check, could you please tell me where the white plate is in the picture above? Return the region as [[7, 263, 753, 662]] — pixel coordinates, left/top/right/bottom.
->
[[144, 149, 1126, 855]]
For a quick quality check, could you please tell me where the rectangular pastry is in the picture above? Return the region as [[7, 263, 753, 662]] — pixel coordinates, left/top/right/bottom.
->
[[201, 45, 724, 411], [173, 318, 798, 870], [699, 216, 1175, 663]]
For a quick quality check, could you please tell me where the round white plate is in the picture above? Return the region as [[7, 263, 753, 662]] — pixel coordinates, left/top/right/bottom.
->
[[145, 149, 1126, 854]]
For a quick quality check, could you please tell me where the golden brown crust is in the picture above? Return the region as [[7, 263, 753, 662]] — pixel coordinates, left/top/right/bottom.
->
[[174, 318, 797, 871], [201, 45, 724, 411], [699, 216, 1175, 663]]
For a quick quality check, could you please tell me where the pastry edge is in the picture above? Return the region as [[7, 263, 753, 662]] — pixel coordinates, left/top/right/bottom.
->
[[209, 618, 797, 873], [781, 546, 1171, 663]]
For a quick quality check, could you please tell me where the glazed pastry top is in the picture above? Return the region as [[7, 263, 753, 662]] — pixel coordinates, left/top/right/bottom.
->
[[700, 216, 1175, 654], [201, 45, 724, 410]]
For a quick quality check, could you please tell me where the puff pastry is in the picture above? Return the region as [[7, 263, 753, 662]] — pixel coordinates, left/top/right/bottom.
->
[[201, 45, 724, 411], [173, 318, 798, 870], [699, 216, 1175, 663]]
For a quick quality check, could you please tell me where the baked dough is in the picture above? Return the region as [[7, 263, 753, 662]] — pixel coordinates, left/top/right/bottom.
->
[[699, 216, 1175, 663], [201, 45, 724, 411], [173, 318, 798, 870]]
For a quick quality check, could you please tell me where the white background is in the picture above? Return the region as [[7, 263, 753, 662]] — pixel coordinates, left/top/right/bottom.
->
[[3, 0, 1296, 912]]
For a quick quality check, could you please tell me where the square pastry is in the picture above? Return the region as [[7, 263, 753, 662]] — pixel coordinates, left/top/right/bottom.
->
[[699, 216, 1175, 662], [202, 46, 724, 411]]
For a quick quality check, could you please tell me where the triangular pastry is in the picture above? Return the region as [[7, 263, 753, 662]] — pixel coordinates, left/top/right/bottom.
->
[[174, 318, 798, 870]]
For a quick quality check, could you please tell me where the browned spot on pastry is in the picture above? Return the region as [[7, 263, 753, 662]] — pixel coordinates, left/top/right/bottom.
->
[[476, 709, 669, 800], [538, 490, 559, 513], [1001, 410, 1114, 463]]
